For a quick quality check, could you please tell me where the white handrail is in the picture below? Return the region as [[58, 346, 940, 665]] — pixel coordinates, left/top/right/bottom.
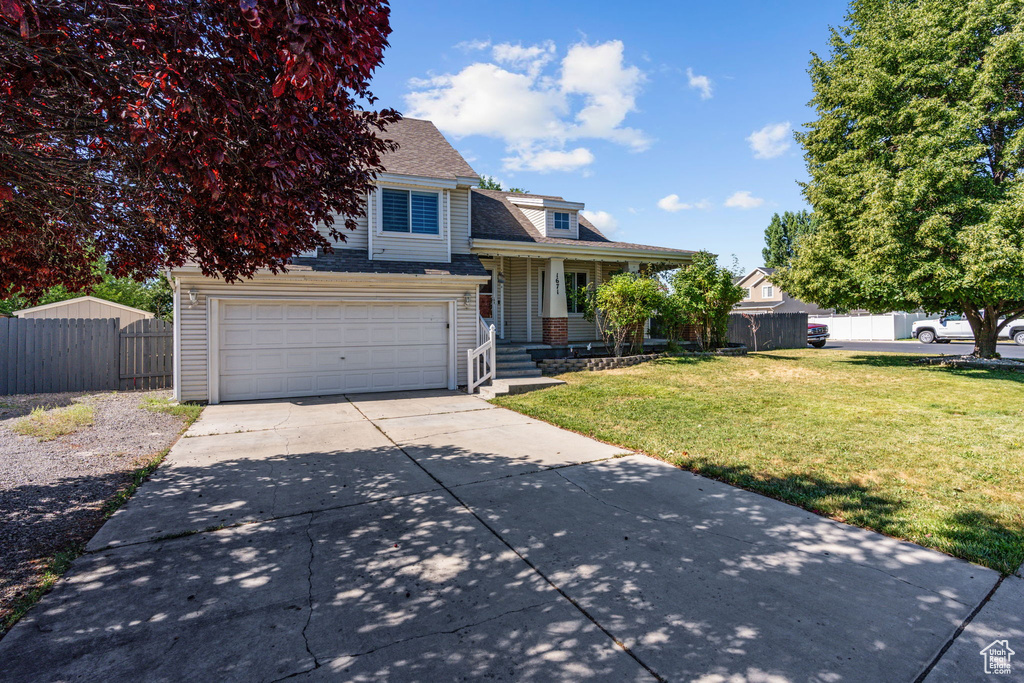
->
[[478, 316, 490, 346], [467, 319, 497, 393]]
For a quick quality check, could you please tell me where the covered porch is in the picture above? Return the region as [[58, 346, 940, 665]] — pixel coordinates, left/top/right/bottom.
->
[[475, 252, 683, 347]]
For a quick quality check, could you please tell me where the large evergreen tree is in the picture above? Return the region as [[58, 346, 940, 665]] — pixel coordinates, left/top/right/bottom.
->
[[773, 0, 1024, 358], [762, 210, 815, 268]]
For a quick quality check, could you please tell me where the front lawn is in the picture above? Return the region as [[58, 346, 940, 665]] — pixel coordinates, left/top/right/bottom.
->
[[494, 349, 1024, 574]]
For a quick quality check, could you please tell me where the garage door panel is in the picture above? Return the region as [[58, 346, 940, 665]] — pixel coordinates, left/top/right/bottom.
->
[[218, 301, 450, 401]]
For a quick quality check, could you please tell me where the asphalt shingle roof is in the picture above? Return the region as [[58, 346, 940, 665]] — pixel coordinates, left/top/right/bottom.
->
[[379, 118, 479, 180], [471, 189, 695, 256], [291, 250, 488, 278]]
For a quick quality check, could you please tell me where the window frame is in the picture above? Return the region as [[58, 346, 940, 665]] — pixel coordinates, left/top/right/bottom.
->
[[552, 211, 571, 231], [565, 271, 588, 316], [376, 186, 444, 239], [762, 285, 774, 298]]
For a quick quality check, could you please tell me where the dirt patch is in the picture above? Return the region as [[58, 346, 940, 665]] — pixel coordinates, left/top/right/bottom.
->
[[0, 390, 191, 633]]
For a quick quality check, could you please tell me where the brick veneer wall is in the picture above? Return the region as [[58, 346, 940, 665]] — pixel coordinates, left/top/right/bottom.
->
[[538, 346, 747, 375], [542, 317, 568, 346]]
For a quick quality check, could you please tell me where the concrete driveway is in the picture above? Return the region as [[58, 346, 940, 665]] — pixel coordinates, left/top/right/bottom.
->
[[0, 391, 1012, 682]]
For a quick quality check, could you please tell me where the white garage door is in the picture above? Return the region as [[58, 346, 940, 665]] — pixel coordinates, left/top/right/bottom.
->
[[217, 300, 450, 402]]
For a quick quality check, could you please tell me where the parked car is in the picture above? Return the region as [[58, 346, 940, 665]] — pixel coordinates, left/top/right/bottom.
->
[[912, 314, 1024, 345], [808, 323, 829, 348]]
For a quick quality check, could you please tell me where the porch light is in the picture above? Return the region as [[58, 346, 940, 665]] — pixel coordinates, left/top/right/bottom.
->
[[497, 272, 505, 284], [464, 291, 474, 308], [188, 288, 198, 307]]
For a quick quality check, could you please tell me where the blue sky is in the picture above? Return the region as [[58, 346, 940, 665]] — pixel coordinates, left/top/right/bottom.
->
[[369, 1, 849, 273]]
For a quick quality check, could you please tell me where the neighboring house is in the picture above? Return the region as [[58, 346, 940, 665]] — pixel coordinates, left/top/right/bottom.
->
[[14, 296, 154, 330], [733, 267, 831, 315], [170, 118, 695, 404]]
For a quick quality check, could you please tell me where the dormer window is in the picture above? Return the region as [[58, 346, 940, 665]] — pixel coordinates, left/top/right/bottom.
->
[[553, 212, 571, 230], [381, 188, 439, 235]]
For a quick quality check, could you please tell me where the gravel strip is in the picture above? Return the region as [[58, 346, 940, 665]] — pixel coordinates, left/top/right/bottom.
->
[[0, 390, 191, 630]]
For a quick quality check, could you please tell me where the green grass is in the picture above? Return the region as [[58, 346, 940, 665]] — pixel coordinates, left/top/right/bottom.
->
[[10, 402, 94, 441], [1, 397, 204, 637], [494, 349, 1024, 574], [140, 396, 204, 424], [1, 545, 83, 635]]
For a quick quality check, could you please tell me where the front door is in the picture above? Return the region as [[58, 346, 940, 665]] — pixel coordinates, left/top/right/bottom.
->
[[479, 269, 495, 324]]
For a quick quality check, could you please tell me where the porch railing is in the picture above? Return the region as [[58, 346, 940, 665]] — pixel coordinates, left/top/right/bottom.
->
[[467, 317, 497, 394]]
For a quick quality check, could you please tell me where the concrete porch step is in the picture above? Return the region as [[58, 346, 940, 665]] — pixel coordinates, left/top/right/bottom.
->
[[478, 376, 566, 400], [495, 346, 529, 356], [496, 368, 544, 378], [496, 364, 541, 375]]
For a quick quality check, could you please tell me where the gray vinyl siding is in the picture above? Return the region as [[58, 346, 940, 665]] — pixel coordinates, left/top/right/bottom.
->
[[520, 208, 546, 233], [16, 299, 151, 330], [543, 210, 579, 239], [450, 188, 472, 254], [173, 274, 479, 402], [317, 186, 472, 262]]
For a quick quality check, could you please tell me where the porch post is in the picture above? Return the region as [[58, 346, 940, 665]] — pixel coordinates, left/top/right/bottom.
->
[[542, 257, 568, 346]]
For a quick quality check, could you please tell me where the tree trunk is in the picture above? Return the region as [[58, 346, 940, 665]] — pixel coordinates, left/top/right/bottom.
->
[[964, 306, 1000, 358]]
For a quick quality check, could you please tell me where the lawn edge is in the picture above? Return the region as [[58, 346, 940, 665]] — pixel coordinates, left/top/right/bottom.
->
[[491, 390, 1017, 577]]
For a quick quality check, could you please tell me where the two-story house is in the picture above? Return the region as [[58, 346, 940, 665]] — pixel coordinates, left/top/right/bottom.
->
[[733, 267, 831, 315], [170, 118, 695, 403]]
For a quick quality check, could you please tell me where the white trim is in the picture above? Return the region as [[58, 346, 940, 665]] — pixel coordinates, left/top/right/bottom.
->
[[172, 280, 182, 403], [207, 298, 218, 404], [498, 255, 505, 340], [467, 187, 474, 244], [455, 175, 480, 188], [13, 295, 154, 318], [170, 267, 489, 285], [447, 300, 457, 390], [470, 238, 693, 263], [506, 195, 585, 211], [375, 172, 458, 190], [206, 296, 458, 404]]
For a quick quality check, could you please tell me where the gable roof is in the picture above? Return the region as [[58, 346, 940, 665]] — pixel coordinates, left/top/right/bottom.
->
[[378, 118, 479, 180], [14, 296, 153, 318], [471, 189, 694, 259], [736, 266, 776, 288]]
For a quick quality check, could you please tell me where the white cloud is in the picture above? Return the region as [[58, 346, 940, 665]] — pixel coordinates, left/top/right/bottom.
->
[[580, 209, 618, 235], [686, 68, 713, 100], [503, 146, 594, 173], [492, 41, 556, 76], [747, 122, 792, 159], [657, 194, 711, 212], [455, 39, 491, 52], [724, 190, 764, 209], [405, 39, 648, 173]]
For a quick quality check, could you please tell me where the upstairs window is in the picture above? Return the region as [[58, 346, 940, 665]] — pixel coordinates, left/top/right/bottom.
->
[[381, 188, 439, 235], [762, 285, 774, 298], [553, 212, 571, 230], [743, 288, 751, 299]]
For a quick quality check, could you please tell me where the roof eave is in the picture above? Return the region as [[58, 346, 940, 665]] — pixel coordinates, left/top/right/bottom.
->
[[470, 238, 694, 264], [169, 266, 490, 284]]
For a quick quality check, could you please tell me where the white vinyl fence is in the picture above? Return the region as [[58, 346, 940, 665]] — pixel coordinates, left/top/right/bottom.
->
[[808, 312, 930, 341]]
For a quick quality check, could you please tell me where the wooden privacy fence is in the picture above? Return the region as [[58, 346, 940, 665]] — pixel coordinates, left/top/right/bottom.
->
[[0, 317, 173, 396], [120, 319, 174, 391], [727, 312, 808, 351]]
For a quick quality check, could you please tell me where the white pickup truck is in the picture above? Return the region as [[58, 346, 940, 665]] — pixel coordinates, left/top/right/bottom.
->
[[912, 314, 1024, 345]]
